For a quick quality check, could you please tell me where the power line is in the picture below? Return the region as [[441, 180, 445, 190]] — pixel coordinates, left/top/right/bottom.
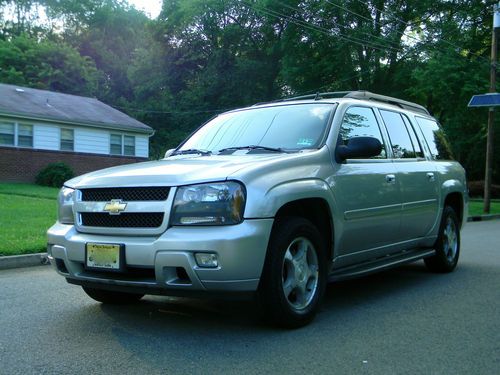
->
[[244, 1, 401, 54], [110, 104, 233, 115], [274, 0, 402, 51], [350, 0, 492, 65]]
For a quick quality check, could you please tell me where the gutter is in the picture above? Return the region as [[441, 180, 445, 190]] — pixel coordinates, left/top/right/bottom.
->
[[0, 110, 154, 136]]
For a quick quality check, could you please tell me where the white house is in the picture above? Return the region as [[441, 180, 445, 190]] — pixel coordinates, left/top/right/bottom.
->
[[0, 83, 154, 182]]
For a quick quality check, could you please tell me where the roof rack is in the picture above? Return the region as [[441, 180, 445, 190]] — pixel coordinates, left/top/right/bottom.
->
[[253, 90, 430, 115], [345, 91, 429, 115]]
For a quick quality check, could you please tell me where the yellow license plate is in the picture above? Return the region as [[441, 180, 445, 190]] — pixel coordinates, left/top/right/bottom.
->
[[86, 243, 121, 270]]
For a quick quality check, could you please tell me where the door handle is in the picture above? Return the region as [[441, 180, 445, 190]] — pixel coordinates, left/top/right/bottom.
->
[[385, 174, 396, 183], [426, 172, 435, 182]]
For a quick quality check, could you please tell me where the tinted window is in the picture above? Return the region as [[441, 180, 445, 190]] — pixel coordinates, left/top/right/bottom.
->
[[402, 115, 424, 158], [415, 117, 453, 160], [180, 104, 334, 153], [339, 106, 386, 158], [380, 110, 416, 158]]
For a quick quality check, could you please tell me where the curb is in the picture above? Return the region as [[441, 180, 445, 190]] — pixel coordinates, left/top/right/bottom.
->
[[0, 253, 49, 271], [467, 214, 500, 222]]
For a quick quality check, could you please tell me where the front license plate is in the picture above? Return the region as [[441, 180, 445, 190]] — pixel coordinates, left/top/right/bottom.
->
[[86, 243, 122, 270]]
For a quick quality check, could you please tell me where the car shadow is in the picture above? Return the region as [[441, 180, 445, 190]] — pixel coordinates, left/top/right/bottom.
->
[[94, 260, 447, 333]]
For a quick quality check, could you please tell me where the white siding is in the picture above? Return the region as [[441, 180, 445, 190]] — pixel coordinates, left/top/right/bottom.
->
[[75, 128, 109, 154], [33, 124, 59, 150], [135, 136, 149, 157], [2, 116, 150, 156]]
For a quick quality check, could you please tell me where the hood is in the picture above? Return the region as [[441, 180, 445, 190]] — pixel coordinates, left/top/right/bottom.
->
[[65, 154, 285, 188]]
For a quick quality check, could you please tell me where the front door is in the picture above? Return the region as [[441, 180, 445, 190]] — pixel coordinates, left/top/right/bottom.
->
[[332, 106, 403, 266]]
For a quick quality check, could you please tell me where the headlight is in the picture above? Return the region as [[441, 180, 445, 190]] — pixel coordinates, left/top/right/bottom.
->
[[58, 186, 75, 224], [172, 181, 246, 225]]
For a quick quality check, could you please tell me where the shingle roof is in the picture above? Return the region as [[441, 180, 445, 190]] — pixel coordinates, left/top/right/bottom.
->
[[0, 83, 153, 134]]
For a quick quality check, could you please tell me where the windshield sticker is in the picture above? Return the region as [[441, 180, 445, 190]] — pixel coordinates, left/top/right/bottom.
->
[[297, 138, 314, 146]]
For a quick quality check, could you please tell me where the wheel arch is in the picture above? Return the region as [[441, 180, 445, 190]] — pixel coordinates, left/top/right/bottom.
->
[[444, 192, 465, 228], [273, 198, 334, 261]]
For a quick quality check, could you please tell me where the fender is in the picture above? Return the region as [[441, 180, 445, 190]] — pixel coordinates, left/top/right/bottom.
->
[[244, 178, 335, 219]]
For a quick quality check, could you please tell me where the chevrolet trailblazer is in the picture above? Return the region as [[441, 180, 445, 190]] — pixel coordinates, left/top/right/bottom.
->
[[47, 91, 467, 327]]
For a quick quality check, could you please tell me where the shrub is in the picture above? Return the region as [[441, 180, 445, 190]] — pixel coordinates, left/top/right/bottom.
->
[[468, 180, 500, 199], [35, 162, 74, 187]]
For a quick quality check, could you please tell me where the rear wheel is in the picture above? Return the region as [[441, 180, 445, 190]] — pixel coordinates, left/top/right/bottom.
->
[[258, 217, 327, 328], [82, 287, 144, 304], [424, 206, 460, 273]]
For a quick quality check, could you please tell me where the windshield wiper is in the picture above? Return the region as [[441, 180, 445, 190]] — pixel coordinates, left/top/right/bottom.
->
[[218, 145, 287, 153], [172, 148, 212, 156]]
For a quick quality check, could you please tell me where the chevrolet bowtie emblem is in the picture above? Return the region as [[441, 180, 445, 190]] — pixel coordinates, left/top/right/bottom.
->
[[103, 199, 127, 214]]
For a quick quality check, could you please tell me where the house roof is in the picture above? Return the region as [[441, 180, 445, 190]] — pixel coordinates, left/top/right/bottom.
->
[[0, 83, 153, 134]]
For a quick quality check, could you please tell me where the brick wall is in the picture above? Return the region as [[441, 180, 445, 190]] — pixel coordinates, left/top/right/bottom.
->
[[0, 146, 148, 183]]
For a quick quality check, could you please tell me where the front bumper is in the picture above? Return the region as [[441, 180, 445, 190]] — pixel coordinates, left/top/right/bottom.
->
[[47, 219, 273, 295]]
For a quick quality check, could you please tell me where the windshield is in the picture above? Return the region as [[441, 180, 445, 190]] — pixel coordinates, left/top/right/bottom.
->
[[178, 103, 335, 153]]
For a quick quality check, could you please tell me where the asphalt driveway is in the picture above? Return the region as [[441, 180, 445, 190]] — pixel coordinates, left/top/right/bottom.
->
[[0, 220, 498, 374]]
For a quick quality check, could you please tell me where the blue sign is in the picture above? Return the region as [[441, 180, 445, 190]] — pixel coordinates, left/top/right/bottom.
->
[[468, 93, 500, 107]]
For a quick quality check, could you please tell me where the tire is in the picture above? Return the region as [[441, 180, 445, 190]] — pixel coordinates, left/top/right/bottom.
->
[[424, 206, 460, 273], [82, 287, 144, 304], [258, 217, 327, 328]]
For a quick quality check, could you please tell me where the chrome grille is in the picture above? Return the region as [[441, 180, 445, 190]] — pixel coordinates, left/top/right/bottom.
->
[[81, 187, 170, 202], [80, 212, 164, 228]]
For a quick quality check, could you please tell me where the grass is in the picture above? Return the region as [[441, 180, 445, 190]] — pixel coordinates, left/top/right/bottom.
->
[[468, 199, 500, 216], [0, 184, 58, 256], [0, 183, 59, 200], [0, 183, 499, 256]]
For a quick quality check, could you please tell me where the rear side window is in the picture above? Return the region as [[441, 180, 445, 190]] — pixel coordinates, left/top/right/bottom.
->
[[415, 117, 453, 160], [402, 116, 424, 158], [380, 110, 417, 158], [339, 106, 386, 158]]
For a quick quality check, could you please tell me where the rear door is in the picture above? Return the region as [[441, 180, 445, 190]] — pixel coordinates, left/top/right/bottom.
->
[[378, 109, 439, 240]]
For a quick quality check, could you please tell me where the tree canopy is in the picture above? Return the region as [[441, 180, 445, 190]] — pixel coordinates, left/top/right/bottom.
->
[[0, 0, 498, 184]]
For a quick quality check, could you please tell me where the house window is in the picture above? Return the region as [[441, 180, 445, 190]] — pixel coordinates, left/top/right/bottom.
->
[[110, 134, 122, 155], [18, 124, 33, 147], [0, 122, 33, 147], [124, 135, 135, 156], [60, 128, 74, 151], [0, 122, 15, 145]]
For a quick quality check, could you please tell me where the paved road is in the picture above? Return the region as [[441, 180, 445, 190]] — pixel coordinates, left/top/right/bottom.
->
[[1, 221, 499, 375]]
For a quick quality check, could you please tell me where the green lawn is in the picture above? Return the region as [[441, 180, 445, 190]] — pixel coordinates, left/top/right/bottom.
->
[[468, 200, 500, 216], [0, 183, 59, 199], [0, 184, 58, 256], [0, 183, 499, 256]]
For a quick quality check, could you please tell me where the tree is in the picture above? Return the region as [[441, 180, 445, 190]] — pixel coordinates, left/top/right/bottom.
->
[[0, 34, 99, 95]]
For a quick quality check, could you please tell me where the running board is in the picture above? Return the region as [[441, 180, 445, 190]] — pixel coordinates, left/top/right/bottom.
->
[[328, 248, 436, 282]]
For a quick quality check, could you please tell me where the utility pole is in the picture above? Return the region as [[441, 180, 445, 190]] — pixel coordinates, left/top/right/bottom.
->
[[485, 2, 500, 214]]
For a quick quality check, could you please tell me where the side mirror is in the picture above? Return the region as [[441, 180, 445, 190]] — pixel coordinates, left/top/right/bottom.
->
[[336, 136, 382, 162], [164, 148, 175, 158]]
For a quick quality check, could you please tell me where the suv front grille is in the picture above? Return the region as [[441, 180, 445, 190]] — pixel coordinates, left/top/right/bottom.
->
[[81, 187, 170, 202], [81, 213, 164, 228]]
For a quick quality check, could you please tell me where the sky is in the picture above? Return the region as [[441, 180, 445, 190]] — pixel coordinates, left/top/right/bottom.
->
[[126, 0, 162, 19]]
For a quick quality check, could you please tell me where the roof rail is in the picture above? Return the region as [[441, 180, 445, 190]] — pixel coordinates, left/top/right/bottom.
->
[[252, 91, 351, 106], [345, 91, 430, 115], [281, 91, 351, 102], [253, 90, 430, 115]]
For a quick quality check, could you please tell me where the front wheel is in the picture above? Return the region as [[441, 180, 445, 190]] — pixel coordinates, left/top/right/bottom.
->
[[424, 206, 460, 273], [258, 217, 327, 328], [82, 287, 144, 304]]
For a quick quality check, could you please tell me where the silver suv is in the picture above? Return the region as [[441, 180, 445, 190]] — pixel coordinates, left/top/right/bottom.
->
[[47, 91, 468, 327]]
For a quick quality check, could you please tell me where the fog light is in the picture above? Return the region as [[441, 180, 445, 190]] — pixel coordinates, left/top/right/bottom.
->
[[195, 253, 219, 268]]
